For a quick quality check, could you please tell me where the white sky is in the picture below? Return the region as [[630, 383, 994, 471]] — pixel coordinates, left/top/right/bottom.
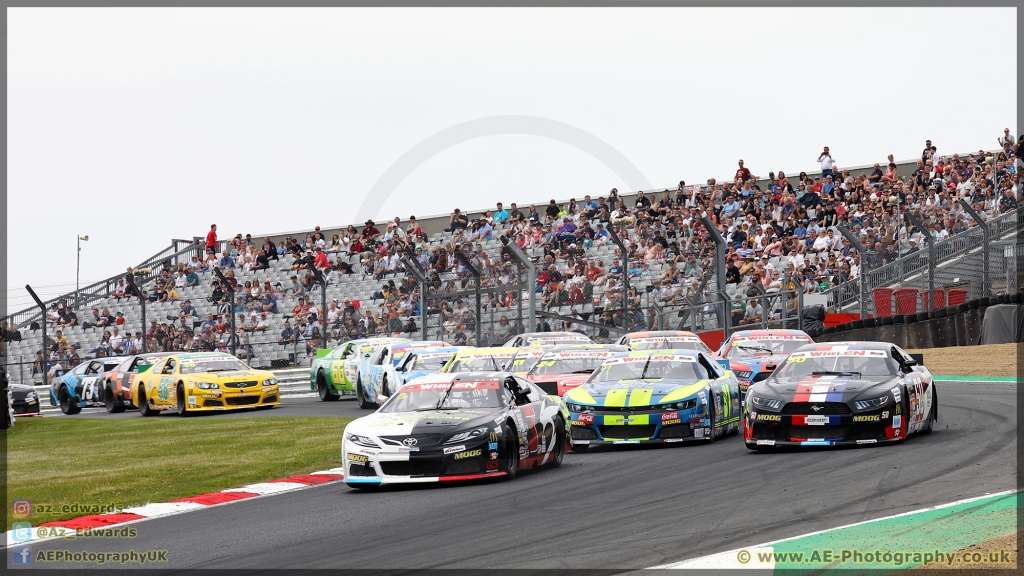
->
[[6, 7, 1017, 314]]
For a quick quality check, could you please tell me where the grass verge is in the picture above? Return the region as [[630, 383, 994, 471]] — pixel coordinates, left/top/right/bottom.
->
[[4, 416, 351, 530]]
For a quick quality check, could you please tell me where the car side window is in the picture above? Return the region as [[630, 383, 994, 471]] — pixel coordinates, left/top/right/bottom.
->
[[129, 358, 141, 371], [85, 362, 100, 376], [697, 354, 719, 379], [73, 364, 87, 376], [375, 350, 388, 366], [162, 359, 177, 374], [398, 354, 414, 372]]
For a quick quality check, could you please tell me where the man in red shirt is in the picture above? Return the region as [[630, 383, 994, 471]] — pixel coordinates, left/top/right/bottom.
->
[[313, 247, 330, 269], [206, 224, 218, 254], [735, 159, 752, 183]]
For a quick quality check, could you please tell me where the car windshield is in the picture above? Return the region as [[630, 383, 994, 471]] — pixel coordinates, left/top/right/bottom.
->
[[411, 354, 455, 371], [773, 351, 899, 379], [525, 336, 588, 345], [529, 354, 610, 375], [180, 357, 250, 374], [381, 381, 506, 412], [589, 356, 704, 382], [726, 338, 810, 357], [447, 355, 510, 372], [631, 338, 708, 352]]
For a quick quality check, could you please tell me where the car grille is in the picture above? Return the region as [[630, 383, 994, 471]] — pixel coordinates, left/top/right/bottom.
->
[[264, 395, 278, 403], [571, 427, 598, 440], [782, 402, 851, 415], [203, 400, 224, 407], [348, 463, 377, 477], [379, 434, 444, 447], [751, 422, 788, 441], [595, 406, 658, 413], [534, 382, 559, 395], [658, 424, 692, 439], [598, 425, 656, 439], [847, 424, 887, 441], [13, 404, 37, 414], [223, 381, 258, 389], [445, 459, 484, 475], [226, 396, 260, 406], [380, 459, 443, 476], [786, 425, 849, 439]]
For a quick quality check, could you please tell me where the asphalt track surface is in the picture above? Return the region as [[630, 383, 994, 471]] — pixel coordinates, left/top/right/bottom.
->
[[15, 381, 1017, 571]]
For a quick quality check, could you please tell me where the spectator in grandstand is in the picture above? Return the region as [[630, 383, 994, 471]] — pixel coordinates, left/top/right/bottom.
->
[[206, 224, 218, 254]]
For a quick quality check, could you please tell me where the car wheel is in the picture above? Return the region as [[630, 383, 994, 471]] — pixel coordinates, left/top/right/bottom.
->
[[356, 376, 374, 409], [381, 375, 390, 398], [921, 387, 936, 435], [176, 384, 192, 417], [316, 372, 339, 402], [501, 424, 519, 480], [58, 386, 81, 415], [545, 417, 565, 468], [706, 397, 716, 442], [104, 387, 125, 414], [137, 387, 159, 417]]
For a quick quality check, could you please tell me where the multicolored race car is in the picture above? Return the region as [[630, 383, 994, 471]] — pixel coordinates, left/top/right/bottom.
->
[[356, 340, 448, 408], [744, 342, 937, 450], [393, 346, 464, 387], [715, 329, 814, 401], [133, 352, 279, 416], [524, 344, 628, 396], [440, 347, 519, 373], [49, 357, 127, 415], [616, 331, 713, 354], [502, 331, 593, 348], [310, 338, 411, 402], [504, 346, 547, 376], [102, 352, 170, 413], [341, 372, 571, 488], [565, 350, 741, 450]]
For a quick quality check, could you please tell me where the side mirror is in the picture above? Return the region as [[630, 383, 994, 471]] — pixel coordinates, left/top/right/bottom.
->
[[376, 395, 390, 404]]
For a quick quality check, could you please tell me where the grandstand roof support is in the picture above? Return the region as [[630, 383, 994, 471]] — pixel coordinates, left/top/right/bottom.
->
[[499, 238, 537, 333], [836, 225, 869, 320], [699, 214, 730, 340], [959, 199, 991, 297]]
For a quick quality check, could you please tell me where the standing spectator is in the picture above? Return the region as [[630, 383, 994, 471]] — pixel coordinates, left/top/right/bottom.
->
[[206, 224, 218, 255], [735, 159, 752, 183], [818, 146, 835, 179]]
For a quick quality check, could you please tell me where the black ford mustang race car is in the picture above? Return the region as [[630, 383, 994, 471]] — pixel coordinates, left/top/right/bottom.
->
[[744, 341, 938, 449], [341, 371, 571, 487]]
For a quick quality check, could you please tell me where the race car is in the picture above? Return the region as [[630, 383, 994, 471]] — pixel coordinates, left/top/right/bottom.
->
[[102, 352, 170, 413], [502, 331, 593, 348], [716, 329, 814, 401], [10, 382, 41, 417], [357, 340, 448, 408], [504, 346, 547, 376], [616, 331, 714, 354], [743, 342, 937, 450], [310, 337, 411, 402], [341, 372, 570, 488], [565, 350, 741, 450], [392, 346, 463, 387], [440, 347, 519, 374], [133, 352, 279, 416], [49, 357, 128, 415], [525, 344, 628, 396]]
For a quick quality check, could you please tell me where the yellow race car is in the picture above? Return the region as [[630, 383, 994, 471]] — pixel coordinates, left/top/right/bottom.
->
[[134, 352, 279, 416]]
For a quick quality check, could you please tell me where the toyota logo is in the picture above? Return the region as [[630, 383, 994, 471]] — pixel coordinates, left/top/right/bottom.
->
[[811, 405, 822, 412], [402, 438, 418, 446]]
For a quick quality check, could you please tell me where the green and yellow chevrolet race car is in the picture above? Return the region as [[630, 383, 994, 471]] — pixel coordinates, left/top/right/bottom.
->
[[309, 338, 411, 401]]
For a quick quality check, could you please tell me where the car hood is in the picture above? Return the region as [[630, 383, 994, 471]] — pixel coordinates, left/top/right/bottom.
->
[[566, 378, 709, 407], [527, 373, 590, 386], [188, 370, 273, 382], [755, 375, 899, 402], [348, 409, 502, 436], [10, 384, 36, 399]]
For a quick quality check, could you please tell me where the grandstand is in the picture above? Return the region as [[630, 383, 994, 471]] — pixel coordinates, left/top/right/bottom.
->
[[3, 131, 1020, 386]]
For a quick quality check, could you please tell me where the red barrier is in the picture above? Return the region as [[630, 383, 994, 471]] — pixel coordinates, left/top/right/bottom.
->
[[872, 287, 893, 317], [947, 288, 967, 307], [894, 288, 919, 314]]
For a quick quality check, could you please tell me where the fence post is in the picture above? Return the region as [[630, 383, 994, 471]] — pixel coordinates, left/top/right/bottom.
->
[[500, 238, 537, 333], [24, 285, 47, 381], [400, 251, 428, 341], [959, 199, 991, 296], [213, 268, 237, 356], [453, 250, 481, 345], [904, 212, 934, 312], [836, 225, 869, 319], [607, 225, 629, 331]]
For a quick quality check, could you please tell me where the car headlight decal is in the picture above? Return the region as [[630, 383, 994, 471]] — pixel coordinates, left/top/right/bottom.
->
[[444, 426, 490, 444], [263, 378, 278, 386], [194, 381, 220, 390], [853, 396, 890, 412], [345, 433, 381, 448], [734, 370, 753, 379], [751, 396, 783, 411]]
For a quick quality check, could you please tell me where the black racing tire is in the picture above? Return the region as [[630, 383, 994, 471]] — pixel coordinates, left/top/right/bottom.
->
[[706, 397, 716, 442], [545, 417, 566, 468], [921, 385, 936, 435], [316, 372, 339, 402], [175, 383, 192, 417], [381, 375, 390, 399], [58, 386, 81, 415], [104, 387, 125, 414], [356, 376, 374, 409], [501, 423, 519, 480], [137, 387, 159, 417]]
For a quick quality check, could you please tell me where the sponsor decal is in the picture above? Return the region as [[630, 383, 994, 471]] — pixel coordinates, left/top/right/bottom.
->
[[572, 440, 591, 445], [188, 396, 197, 404], [804, 415, 830, 425], [486, 460, 500, 470], [856, 439, 878, 444], [490, 452, 498, 460], [892, 415, 902, 428], [801, 440, 831, 446], [201, 394, 218, 399], [694, 428, 704, 438], [853, 415, 881, 422], [489, 431, 499, 442], [661, 411, 680, 423], [891, 386, 902, 402], [612, 440, 640, 444], [756, 440, 775, 446], [454, 449, 482, 460], [347, 453, 369, 462], [756, 414, 781, 422], [396, 446, 419, 452], [882, 411, 889, 419], [402, 381, 501, 392], [443, 445, 466, 454], [734, 335, 808, 342], [358, 449, 379, 456], [488, 442, 498, 450], [661, 418, 681, 425], [663, 438, 685, 443], [494, 415, 505, 424], [576, 413, 594, 425]]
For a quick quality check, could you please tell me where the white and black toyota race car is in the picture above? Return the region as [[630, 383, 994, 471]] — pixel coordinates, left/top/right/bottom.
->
[[744, 341, 937, 449], [341, 372, 571, 488]]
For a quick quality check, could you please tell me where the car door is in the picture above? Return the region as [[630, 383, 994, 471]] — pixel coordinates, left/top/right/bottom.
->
[[329, 344, 351, 386], [80, 361, 104, 404], [365, 348, 388, 398], [155, 358, 178, 407], [697, 353, 735, 430]]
